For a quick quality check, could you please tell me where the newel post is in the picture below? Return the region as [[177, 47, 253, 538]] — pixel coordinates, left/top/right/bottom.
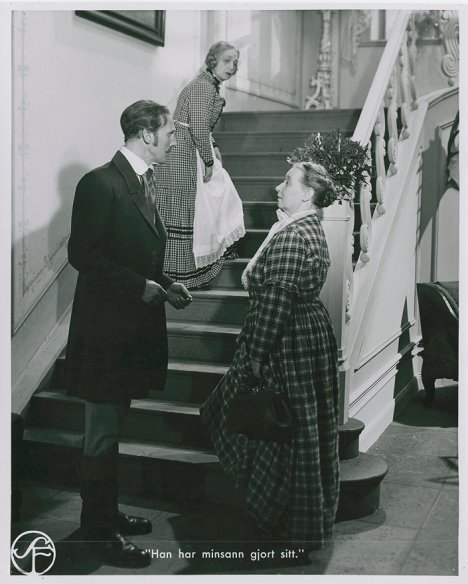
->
[[319, 199, 354, 424]]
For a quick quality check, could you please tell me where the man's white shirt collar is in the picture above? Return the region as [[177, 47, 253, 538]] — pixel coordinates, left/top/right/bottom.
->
[[120, 145, 150, 178]]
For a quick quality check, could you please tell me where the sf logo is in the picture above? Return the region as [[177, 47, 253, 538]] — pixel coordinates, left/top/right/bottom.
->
[[11, 530, 56, 575]]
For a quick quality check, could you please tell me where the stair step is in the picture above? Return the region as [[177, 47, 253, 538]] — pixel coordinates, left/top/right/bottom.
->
[[29, 390, 212, 448], [215, 258, 248, 289], [162, 359, 227, 402], [237, 228, 268, 257], [337, 452, 388, 521], [25, 425, 217, 462], [218, 109, 361, 132], [242, 201, 277, 229], [339, 451, 388, 485], [214, 130, 350, 153], [232, 176, 282, 201], [22, 426, 242, 505], [223, 152, 290, 177], [166, 288, 249, 325], [339, 417, 365, 460], [167, 321, 240, 363], [48, 356, 226, 407]]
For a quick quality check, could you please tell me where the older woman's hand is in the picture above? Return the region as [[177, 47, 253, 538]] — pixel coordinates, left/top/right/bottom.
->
[[250, 358, 263, 379]]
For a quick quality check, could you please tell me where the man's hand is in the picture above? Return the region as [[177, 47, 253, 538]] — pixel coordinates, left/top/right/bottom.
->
[[203, 163, 213, 183], [250, 358, 263, 380], [142, 280, 167, 305], [214, 146, 223, 165], [167, 282, 192, 310]]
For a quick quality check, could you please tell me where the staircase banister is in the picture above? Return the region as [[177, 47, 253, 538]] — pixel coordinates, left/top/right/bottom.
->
[[352, 12, 411, 146]]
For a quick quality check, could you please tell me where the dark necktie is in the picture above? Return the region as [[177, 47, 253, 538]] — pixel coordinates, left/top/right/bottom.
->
[[142, 167, 157, 220]]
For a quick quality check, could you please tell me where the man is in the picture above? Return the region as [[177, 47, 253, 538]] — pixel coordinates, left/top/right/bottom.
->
[[65, 100, 192, 568]]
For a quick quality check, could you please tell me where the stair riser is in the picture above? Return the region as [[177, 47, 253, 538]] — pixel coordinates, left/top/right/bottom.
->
[[215, 262, 246, 289], [215, 130, 354, 154], [50, 358, 224, 403], [28, 396, 211, 448], [23, 441, 236, 505], [236, 230, 266, 257], [336, 483, 383, 521], [214, 132, 313, 153], [232, 179, 279, 201], [157, 369, 224, 403], [166, 295, 248, 325], [243, 203, 277, 229], [168, 330, 237, 363], [217, 110, 361, 132], [223, 155, 290, 177]]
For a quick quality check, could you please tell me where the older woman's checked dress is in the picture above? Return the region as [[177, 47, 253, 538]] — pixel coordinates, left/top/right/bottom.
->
[[155, 71, 234, 288], [200, 213, 340, 548]]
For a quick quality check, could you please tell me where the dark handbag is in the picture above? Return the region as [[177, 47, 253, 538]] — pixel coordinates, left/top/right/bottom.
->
[[226, 385, 294, 442]]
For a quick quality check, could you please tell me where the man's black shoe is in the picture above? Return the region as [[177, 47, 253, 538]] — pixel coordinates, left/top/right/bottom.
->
[[93, 531, 151, 568], [118, 511, 152, 536]]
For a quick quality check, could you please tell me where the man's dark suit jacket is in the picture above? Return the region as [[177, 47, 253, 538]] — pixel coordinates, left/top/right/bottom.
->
[[65, 151, 174, 403]]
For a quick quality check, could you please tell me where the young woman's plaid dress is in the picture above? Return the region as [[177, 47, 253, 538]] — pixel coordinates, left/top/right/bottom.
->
[[200, 214, 340, 548], [154, 71, 226, 288]]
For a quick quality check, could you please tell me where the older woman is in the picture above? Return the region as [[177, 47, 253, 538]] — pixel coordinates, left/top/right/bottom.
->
[[200, 162, 340, 550], [154, 41, 245, 290]]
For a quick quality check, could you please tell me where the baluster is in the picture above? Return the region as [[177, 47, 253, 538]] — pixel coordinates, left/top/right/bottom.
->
[[305, 10, 333, 109], [398, 40, 411, 140], [439, 10, 459, 86], [386, 66, 399, 175], [358, 142, 373, 263], [374, 106, 386, 215], [407, 14, 419, 109], [345, 213, 354, 323]]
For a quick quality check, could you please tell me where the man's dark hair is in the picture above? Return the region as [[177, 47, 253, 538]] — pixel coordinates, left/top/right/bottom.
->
[[120, 100, 170, 141]]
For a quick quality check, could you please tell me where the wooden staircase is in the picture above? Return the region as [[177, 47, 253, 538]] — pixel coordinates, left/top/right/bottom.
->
[[22, 109, 386, 519]]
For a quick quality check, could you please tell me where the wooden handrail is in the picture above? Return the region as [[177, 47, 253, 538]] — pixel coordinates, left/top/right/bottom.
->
[[352, 12, 410, 146]]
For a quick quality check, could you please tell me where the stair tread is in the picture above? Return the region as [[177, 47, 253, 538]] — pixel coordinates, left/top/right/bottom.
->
[[168, 359, 228, 375], [340, 452, 388, 483], [224, 258, 249, 264], [33, 389, 202, 415], [24, 426, 219, 464], [167, 321, 241, 334], [232, 176, 285, 181], [222, 109, 361, 116], [188, 288, 248, 299], [224, 152, 290, 157], [215, 128, 341, 134], [339, 418, 366, 433]]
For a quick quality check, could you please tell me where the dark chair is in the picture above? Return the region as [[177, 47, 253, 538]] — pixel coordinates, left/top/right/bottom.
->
[[416, 281, 459, 404]]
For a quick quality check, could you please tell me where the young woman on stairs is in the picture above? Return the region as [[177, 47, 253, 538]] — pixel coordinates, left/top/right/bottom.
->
[[154, 41, 245, 291]]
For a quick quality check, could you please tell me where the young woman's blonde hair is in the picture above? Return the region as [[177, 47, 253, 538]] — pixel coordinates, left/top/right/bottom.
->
[[205, 41, 240, 73]]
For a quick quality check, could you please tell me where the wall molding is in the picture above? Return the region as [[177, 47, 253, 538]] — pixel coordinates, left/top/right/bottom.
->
[[350, 336, 421, 409], [354, 318, 417, 372], [13, 259, 69, 334], [12, 304, 72, 415], [357, 374, 420, 452]]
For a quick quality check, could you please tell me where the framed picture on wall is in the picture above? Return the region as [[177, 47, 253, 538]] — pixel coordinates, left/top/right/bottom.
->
[[76, 10, 165, 46]]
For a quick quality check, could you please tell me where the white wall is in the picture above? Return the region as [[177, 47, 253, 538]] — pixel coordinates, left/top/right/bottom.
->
[[211, 10, 307, 111], [11, 9, 205, 388]]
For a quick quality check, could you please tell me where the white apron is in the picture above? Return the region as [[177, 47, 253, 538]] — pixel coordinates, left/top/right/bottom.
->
[[193, 144, 245, 268]]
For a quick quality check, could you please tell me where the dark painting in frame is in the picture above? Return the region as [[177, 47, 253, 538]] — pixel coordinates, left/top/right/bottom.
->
[[76, 10, 165, 46]]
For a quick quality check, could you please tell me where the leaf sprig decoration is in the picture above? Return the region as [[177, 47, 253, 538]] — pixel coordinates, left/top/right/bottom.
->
[[287, 130, 372, 201]]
